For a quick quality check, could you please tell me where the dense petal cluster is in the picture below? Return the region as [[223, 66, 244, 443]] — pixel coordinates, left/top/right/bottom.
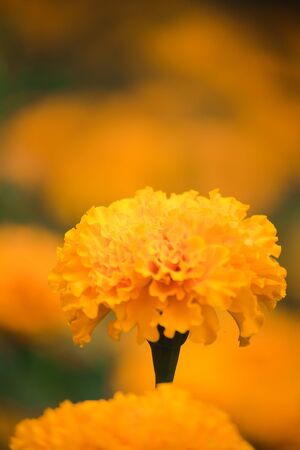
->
[[0, 225, 64, 338], [10, 384, 253, 450], [49, 188, 286, 346]]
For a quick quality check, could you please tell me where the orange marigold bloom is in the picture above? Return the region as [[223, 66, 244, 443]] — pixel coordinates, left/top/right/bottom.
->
[[10, 384, 253, 450], [49, 188, 286, 346], [0, 225, 64, 339]]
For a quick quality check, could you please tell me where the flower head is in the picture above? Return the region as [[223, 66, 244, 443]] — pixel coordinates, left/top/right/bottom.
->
[[10, 384, 253, 450], [49, 188, 286, 346]]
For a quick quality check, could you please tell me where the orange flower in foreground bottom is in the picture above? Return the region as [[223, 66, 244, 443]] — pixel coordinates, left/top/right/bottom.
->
[[0, 225, 64, 339], [115, 312, 300, 448], [10, 384, 253, 450], [49, 188, 286, 347]]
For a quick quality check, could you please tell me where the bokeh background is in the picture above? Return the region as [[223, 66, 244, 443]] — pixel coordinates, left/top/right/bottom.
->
[[0, 1, 299, 449]]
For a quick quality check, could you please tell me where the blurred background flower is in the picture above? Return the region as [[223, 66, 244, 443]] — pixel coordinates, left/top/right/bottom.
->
[[0, 1, 299, 449], [10, 384, 253, 450], [0, 225, 64, 339], [114, 311, 300, 449]]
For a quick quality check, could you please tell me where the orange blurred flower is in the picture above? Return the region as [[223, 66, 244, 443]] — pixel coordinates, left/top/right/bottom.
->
[[115, 312, 300, 449], [0, 225, 64, 339], [10, 384, 253, 450], [1, 71, 299, 227], [49, 187, 286, 347], [0, 93, 188, 224], [140, 9, 300, 208]]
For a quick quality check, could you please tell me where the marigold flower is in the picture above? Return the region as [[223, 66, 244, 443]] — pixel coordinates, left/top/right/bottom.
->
[[115, 312, 300, 448], [0, 93, 187, 225], [49, 188, 286, 347], [2, 80, 299, 226], [141, 10, 300, 209], [0, 225, 64, 339], [10, 384, 253, 450]]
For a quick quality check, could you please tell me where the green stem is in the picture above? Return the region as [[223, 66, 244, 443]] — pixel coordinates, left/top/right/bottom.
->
[[148, 326, 189, 386]]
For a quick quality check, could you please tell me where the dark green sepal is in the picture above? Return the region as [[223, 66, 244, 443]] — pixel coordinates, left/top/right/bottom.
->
[[148, 325, 189, 386]]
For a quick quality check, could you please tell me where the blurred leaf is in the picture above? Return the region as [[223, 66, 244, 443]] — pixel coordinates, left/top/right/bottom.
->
[[0, 333, 113, 414], [0, 181, 63, 232]]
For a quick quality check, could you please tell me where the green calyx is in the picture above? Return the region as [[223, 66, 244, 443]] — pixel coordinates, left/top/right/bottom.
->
[[148, 325, 189, 386]]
